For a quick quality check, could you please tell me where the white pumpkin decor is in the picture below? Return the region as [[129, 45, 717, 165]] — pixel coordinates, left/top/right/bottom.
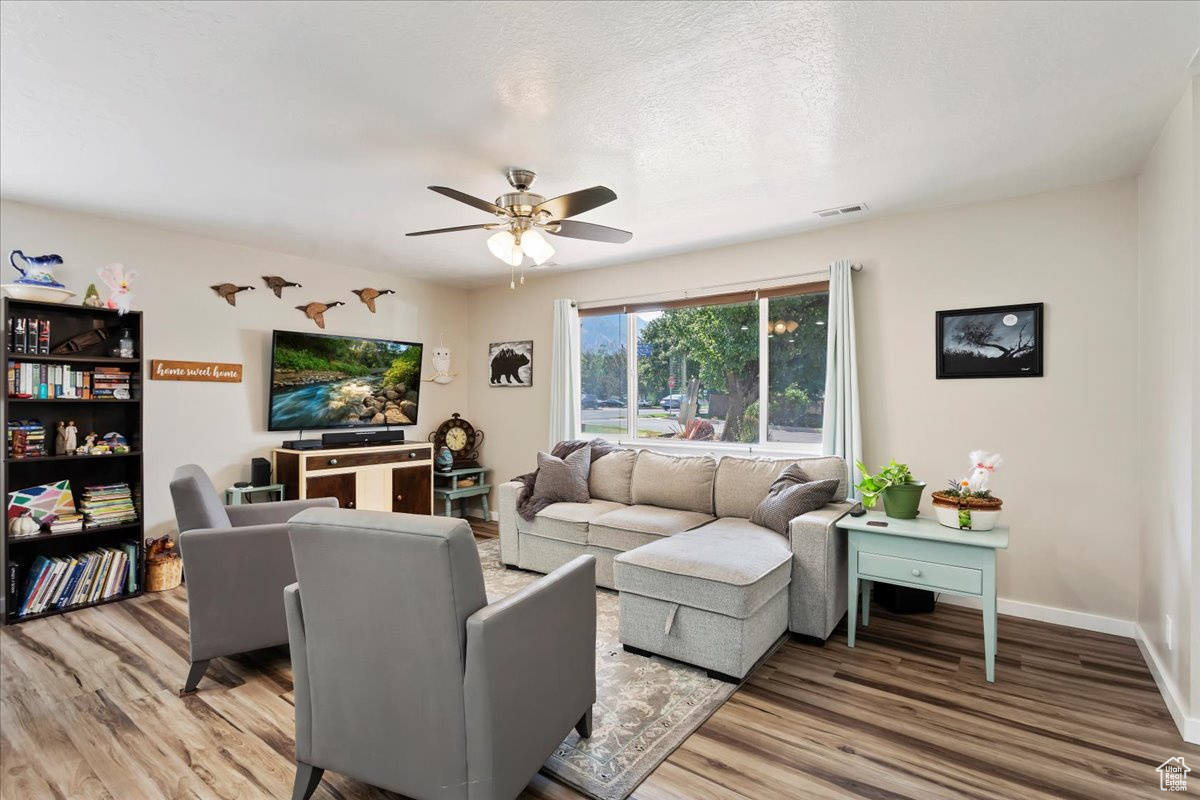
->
[[8, 513, 40, 537]]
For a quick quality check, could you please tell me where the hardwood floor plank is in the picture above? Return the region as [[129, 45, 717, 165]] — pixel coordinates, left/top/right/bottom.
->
[[0, 521, 1189, 800]]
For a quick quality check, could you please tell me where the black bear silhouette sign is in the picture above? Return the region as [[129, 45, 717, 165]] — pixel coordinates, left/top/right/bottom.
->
[[489, 344, 531, 386]]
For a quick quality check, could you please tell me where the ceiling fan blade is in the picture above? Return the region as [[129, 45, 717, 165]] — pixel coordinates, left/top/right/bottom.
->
[[546, 219, 633, 244], [533, 186, 617, 220], [428, 186, 507, 216], [405, 223, 494, 237]]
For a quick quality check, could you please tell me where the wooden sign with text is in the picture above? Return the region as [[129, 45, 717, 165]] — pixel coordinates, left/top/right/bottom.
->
[[150, 360, 243, 383]]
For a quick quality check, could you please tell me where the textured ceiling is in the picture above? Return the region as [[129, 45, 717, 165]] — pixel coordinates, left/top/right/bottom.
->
[[1, 1, 1197, 286]]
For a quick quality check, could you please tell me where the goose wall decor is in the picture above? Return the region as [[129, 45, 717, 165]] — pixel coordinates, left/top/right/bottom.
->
[[262, 275, 302, 298], [295, 301, 344, 329], [211, 283, 255, 306], [351, 288, 395, 313]]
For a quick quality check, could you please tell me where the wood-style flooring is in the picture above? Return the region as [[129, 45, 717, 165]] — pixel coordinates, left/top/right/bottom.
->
[[0, 518, 1189, 800]]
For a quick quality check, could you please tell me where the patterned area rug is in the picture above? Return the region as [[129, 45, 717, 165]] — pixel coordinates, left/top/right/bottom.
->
[[476, 539, 737, 800]]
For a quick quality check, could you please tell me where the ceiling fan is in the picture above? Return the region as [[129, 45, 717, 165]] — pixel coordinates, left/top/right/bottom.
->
[[407, 168, 632, 285]]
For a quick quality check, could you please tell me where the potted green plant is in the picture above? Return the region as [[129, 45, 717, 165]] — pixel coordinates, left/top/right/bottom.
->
[[854, 459, 927, 520]]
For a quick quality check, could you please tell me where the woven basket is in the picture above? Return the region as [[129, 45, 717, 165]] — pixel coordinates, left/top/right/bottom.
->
[[146, 554, 183, 592]]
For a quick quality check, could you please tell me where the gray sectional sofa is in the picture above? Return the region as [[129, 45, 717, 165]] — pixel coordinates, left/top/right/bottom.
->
[[497, 449, 854, 679]]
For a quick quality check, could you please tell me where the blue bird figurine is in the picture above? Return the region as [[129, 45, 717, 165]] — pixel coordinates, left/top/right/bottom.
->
[[9, 250, 66, 287]]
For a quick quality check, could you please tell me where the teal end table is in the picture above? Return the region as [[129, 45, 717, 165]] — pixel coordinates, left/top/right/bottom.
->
[[224, 483, 285, 505], [836, 511, 1009, 682], [433, 466, 491, 519]]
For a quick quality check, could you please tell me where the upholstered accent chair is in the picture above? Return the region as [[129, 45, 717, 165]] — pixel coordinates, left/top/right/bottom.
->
[[285, 508, 596, 800], [170, 464, 337, 693]]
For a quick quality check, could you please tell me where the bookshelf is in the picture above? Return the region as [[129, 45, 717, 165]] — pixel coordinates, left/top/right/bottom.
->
[[2, 297, 144, 624]]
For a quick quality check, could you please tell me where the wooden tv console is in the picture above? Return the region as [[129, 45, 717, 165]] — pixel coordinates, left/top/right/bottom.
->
[[273, 442, 433, 515]]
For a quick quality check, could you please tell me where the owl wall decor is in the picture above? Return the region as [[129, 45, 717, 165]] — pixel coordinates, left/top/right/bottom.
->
[[423, 343, 457, 384]]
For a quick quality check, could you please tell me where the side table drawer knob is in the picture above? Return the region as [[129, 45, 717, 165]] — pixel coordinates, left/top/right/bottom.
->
[[911, 568, 922, 577], [329, 458, 339, 466]]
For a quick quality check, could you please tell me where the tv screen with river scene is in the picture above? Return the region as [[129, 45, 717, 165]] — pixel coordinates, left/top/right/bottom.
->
[[268, 330, 424, 431]]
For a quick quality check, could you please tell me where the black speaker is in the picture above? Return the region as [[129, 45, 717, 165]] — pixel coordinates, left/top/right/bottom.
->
[[321, 429, 405, 447], [874, 584, 936, 614], [251, 457, 271, 487]]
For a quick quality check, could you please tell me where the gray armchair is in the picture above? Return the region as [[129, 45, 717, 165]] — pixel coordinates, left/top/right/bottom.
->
[[285, 508, 596, 800], [170, 464, 337, 694]]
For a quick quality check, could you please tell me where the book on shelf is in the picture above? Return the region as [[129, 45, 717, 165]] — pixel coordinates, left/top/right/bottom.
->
[[7, 361, 96, 400], [6, 419, 46, 458], [48, 512, 84, 533], [6, 317, 51, 356], [14, 543, 138, 617], [80, 482, 137, 527]]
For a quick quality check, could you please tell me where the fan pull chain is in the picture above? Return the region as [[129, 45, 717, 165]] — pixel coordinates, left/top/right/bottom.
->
[[510, 263, 515, 290], [520, 263, 525, 285]]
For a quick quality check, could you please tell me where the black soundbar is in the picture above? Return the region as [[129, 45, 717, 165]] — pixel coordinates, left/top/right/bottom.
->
[[282, 430, 407, 450], [321, 429, 406, 447]]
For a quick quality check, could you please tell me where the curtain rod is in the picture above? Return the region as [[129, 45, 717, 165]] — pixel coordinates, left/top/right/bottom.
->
[[577, 263, 862, 310]]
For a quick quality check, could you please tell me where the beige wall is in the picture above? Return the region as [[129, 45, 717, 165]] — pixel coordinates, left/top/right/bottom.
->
[[467, 179, 1141, 621], [1136, 79, 1197, 716], [0, 200, 471, 537]]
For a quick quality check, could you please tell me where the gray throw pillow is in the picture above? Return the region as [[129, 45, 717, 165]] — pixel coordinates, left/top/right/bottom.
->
[[531, 444, 592, 505], [750, 464, 838, 534]]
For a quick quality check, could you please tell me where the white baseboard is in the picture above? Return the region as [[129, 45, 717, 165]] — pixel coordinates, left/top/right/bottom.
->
[[935, 594, 1136, 638], [1136, 624, 1200, 744]]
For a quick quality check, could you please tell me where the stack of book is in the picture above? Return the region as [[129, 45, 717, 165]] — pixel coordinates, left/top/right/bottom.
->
[[14, 544, 139, 617], [91, 367, 131, 399], [6, 419, 46, 457], [80, 483, 137, 528], [7, 362, 93, 399], [48, 512, 84, 534], [7, 317, 50, 355]]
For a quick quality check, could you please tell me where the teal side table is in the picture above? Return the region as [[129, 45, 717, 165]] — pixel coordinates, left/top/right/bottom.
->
[[224, 483, 285, 505], [836, 511, 1009, 682], [433, 466, 491, 519]]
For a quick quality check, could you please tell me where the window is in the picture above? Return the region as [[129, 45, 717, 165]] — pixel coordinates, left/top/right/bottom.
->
[[579, 284, 829, 448], [580, 312, 628, 436], [636, 302, 759, 442], [765, 292, 828, 444]]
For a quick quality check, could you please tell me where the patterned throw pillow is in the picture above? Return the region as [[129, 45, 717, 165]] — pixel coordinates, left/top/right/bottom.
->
[[531, 444, 593, 505], [750, 464, 839, 534]]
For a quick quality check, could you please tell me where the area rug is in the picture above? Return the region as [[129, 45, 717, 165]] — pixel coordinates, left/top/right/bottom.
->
[[477, 539, 737, 800]]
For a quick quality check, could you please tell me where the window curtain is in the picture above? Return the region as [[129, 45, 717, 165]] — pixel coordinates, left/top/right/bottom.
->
[[548, 298, 581, 448], [821, 261, 863, 497]]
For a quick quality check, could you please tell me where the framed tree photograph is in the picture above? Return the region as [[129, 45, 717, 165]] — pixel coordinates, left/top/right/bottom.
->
[[488, 340, 533, 386], [936, 303, 1043, 378]]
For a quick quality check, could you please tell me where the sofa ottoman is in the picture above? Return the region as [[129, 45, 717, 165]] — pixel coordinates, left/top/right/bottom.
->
[[613, 519, 791, 681]]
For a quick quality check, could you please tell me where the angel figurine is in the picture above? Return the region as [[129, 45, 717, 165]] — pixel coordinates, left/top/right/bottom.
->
[[99, 263, 138, 315], [64, 420, 78, 453], [965, 450, 1003, 493]]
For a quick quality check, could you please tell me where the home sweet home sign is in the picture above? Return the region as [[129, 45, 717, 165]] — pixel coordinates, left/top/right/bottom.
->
[[150, 360, 243, 383]]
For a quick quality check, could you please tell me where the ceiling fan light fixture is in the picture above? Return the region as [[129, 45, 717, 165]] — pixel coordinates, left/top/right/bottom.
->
[[487, 230, 523, 266], [521, 229, 555, 265]]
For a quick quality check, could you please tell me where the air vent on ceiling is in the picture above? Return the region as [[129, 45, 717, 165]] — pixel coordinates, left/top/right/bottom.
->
[[813, 202, 868, 218]]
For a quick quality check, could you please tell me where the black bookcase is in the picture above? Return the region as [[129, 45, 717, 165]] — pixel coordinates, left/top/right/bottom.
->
[[2, 297, 144, 623]]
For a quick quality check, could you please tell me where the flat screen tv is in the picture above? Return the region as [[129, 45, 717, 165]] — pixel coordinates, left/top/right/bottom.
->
[[268, 330, 424, 431]]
